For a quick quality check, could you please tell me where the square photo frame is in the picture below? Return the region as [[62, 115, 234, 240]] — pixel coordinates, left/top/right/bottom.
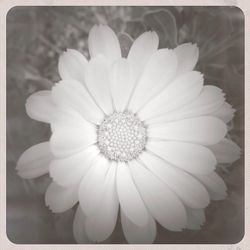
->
[[0, 0, 248, 249]]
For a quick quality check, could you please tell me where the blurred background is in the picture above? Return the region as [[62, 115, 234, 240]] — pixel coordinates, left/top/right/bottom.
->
[[7, 6, 244, 244]]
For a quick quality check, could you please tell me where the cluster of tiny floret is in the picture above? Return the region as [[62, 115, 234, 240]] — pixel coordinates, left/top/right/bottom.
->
[[97, 111, 147, 162]]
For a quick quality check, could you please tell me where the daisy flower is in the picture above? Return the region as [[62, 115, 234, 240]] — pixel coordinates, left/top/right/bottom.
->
[[16, 25, 241, 244]]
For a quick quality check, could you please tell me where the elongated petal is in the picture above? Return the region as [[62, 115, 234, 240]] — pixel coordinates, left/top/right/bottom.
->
[[139, 152, 210, 209], [177, 85, 225, 116], [45, 182, 78, 213], [208, 138, 241, 164], [195, 171, 227, 201], [147, 141, 216, 175], [147, 85, 224, 124], [51, 80, 104, 124], [139, 71, 203, 121], [174, 43, 199, 75], [148, 116, 227, 146], [129, 49, 177, 112], [88, 25, 121, 63], [85, 56, 113, 115], [73, 206, 91, 243], [16, 142, 53, 179], [58, 49, 87, 83], [50, 110, 96, 157], [49, 145, 99, 187], [25, 91, 56, 123], [116, 163, 149, 227], [110, 58, 133, 112], [128, 31, 159, 83], [186, 208, 205, 230], [210, 102, 235, 123], [79, 155, 110, 216], [85, 163, 119, 242], [121, 209, 156, 244], [129, 160, 187, 231]]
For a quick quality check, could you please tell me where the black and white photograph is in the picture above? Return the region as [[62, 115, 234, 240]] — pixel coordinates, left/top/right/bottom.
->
[[6, 5, 244, 245]]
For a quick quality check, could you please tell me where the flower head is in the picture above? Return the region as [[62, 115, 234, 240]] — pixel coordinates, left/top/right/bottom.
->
[[17, 24, 241, 243]]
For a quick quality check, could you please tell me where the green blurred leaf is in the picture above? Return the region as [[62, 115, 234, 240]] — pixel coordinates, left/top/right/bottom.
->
[[143, 9, 178, 48], [118, 32, 133, 57]]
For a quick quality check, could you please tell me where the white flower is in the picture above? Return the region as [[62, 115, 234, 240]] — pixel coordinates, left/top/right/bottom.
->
[[16, 25, 241, 244]]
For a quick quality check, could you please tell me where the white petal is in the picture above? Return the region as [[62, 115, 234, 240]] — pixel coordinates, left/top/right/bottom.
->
[[45, 182, 78, 213], [208, 138, 241, 164], [16, 142, 53, 179], [139, 152, 210, 209], [88, 25, 121, 63], [147, 85, 224, 124], [121, 209, 156, 244], [49, 145, 99, 187], [58, 49, 87, 83], [73, 205, 91, 244], [116, 163, 149, 227], [51, 80, 104, 124], [129, 160, 187, 231], [186, 208, 206, 230], [178, 85, 225, 116], [210, 102, 235, 123], [174, 43, 199, 75], [85, 163, 119, 242], [85, 56, 113, 115], [50, 110, 96, 157], [147, 141, 216, 175], [139, 71, 203, 121], [195, 171, 227, 201], [128, 31, 159, 84], [128, 49, 177, 112], [148, 116, 227, 146], [110, 58, 133, 112], [25, 91, 56, 123], [79, 155, 110, 216]]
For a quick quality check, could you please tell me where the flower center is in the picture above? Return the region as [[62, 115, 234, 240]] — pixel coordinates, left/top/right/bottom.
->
[[97, 111, 147, 162]]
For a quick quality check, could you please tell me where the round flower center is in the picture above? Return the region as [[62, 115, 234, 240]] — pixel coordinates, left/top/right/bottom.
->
[[97, 111, 147, 162]]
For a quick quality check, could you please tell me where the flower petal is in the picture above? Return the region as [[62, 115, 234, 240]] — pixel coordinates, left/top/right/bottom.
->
[[147, 85, 225, 124], [195, 171, 227, 201], [208, 138, 241, 164], [128, 49, 177, 112], [186, 208, 205, 230], [16, 142, 53, 179], [85, 163, 119, 242], [51, 79, 104, 124], [139, 152, 210, 209], [45, 182, 78, 213], [129, 160, 187, 231], [121, 209, 156, 244], [73, 205, 91, 244], [146, 141, 216, 175], [174, 43, 199, 75], [148, 116, 227, 146], [25, 91, 56, 123], [49, 145, 99, 187], [139, 71, 203, 121], [128, 31, 159, 83], [88, 25, 121, 63], [79, 155, 110, 216], [85, 56, 113, 115], [110, 58, 133, 112], [210, 102, 235, 123], [50, 110, 96, 158], [116, 162, 149, 227], [58, 49, 87, 83]]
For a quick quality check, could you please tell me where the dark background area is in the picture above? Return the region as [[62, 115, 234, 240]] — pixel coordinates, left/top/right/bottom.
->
[[7, 6, 244, 244]]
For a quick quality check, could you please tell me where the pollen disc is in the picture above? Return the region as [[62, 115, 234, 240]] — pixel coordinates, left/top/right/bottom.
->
[[97, 112, 147, 162]]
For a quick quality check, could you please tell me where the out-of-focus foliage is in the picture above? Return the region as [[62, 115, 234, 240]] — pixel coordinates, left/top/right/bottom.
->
[[7, 6, 244, 244]]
